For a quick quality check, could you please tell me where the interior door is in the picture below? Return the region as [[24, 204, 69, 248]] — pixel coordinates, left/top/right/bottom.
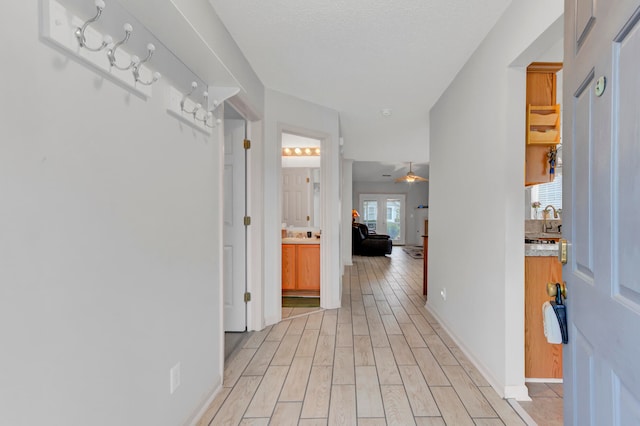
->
[[359, 194, 406, 245], [223, 117, 247, 332], [563, 1, 640, 423], [282, 168, 311, 227]]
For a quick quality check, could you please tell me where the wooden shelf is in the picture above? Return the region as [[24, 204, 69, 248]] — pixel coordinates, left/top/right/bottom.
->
[[527, 104, 560, 145]]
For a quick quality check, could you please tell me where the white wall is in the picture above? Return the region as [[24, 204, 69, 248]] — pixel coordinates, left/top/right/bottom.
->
[[0, 3, 235, 425], [428, 0, 563, 400], [263, 90, 342, 324], [352, 182, 429, 246], [342, 116, 430, 164]]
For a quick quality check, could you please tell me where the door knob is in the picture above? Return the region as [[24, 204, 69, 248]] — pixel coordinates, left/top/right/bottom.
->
[[547, 281, 567, 299]]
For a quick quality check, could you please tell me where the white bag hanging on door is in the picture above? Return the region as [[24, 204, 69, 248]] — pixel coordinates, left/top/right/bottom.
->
[[542, 301, 563, 344]]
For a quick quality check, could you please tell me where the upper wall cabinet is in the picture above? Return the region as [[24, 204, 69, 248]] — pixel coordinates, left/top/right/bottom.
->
[[525, 62, 563, 186]]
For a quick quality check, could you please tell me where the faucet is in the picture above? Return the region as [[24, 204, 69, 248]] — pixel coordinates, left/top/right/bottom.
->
[[543, 205, 558, 232]]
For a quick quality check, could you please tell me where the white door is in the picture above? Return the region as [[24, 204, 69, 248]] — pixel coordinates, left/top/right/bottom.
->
[[282, 168, 311, 227], [359, 194, 406, 245], [223, 118, 247, 332], [563, 1, 640, 423]]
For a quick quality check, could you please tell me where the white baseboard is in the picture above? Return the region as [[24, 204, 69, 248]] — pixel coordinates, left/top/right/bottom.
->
[[526, 377, 563, 383], [424, 304, 531, 402], [185, 380, 223, 426]]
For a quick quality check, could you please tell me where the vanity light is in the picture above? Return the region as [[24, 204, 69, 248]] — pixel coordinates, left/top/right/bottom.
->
[[281, 147, 321, 156]]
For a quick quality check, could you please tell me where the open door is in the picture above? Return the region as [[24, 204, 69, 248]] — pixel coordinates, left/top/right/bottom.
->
[[223, 114, 247, 332], [563, 1, 640, 423]]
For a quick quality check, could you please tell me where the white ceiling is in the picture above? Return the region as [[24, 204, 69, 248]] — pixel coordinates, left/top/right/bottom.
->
[[209, 0, 512, 166], [353, 161, 429, 183]]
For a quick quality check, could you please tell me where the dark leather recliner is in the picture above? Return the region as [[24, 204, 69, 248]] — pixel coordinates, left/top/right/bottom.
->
[[352, 223, 393, 256]]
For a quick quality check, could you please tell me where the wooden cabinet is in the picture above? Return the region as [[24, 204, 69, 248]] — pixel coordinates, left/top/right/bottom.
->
[[282, 245, 297, 290], [282, 244, 320, 291], [525, 62, 563, 186], [525, 255, 563, 379], [527, 104, 561, 144]]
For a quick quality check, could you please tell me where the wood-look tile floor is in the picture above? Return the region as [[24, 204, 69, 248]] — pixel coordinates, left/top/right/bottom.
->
[[519, 383, 563, 426], [199, 250, 530, 425]]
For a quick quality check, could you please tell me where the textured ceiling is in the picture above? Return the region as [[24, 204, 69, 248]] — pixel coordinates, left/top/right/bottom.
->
[[209, 0, 511, 164]]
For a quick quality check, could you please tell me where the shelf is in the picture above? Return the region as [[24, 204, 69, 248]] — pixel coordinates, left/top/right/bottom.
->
[[527, 104, 560, 145]]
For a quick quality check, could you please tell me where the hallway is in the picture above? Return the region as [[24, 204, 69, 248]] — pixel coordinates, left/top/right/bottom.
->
[[198, 251, 528, 425]]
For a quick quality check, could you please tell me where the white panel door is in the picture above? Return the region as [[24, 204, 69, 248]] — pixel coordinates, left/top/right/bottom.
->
[[359, 194, 406, 245], [563, 1, 640, 423], [223, 118, 246, 332], [282, 168, 311, 227]]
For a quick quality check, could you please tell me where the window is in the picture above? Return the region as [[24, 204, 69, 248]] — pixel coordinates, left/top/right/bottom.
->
[[531, 174, 562, 218]]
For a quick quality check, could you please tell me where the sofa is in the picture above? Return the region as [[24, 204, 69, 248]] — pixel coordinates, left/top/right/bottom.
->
[[352, 223, 393, 256]]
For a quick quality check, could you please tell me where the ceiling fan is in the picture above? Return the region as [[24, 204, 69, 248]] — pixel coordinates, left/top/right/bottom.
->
[[395, 162, 428, 183]]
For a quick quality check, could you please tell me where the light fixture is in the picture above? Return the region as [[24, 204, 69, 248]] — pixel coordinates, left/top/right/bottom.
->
[[352, 209, 360, 223], [281, 147, 321, 156], [395, 162, 428, 183]]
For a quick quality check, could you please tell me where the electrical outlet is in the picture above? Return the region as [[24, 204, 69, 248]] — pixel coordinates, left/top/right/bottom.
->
[[440, 288, 447, 301], [170, 362, 181, 394]]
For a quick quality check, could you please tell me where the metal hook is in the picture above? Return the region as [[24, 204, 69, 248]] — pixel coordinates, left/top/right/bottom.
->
[[107, 23, 134, 70], [181, 82, 201, 114], [205, 116, 222, 129], [193, 91, 214, 122], [74, 0, 111, 52], [131, 43, 161, 86]]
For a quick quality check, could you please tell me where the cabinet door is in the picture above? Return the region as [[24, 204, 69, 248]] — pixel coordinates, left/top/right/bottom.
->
[[296, 245, 320, 290], [524, 256, 563, 379], [282, 245, 296, 290]]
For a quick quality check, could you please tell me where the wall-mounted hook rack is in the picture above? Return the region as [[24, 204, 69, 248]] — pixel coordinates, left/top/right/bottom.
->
[[167, 84, 238, 134], [42, 0, 163, 98]]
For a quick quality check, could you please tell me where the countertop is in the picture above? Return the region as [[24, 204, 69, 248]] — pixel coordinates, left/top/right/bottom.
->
[[282, 237, 321, 245], [525, 232, 562, 256], [525, 232, 563, 239], [525, 243, 559, 257]]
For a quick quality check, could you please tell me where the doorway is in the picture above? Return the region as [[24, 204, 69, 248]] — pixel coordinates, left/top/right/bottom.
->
[[281, 132, 322, 315], [359, 193, 406, 245]]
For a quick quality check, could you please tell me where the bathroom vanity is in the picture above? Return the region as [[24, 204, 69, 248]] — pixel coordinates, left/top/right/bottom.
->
[[282, 238, 320, 292]]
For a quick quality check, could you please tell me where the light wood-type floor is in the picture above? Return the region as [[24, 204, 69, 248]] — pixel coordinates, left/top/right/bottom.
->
[[520, 382, 563, 426], [200, 250, 532, 425]]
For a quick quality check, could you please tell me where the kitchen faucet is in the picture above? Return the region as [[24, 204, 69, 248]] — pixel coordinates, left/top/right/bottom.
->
[[543, 205, 559, 232]]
